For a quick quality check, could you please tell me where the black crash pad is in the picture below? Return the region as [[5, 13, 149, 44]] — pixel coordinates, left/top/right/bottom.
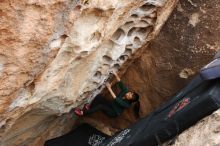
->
[[44, 123, 110, 146]]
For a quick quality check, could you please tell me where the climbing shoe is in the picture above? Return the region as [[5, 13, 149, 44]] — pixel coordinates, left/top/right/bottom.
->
[[74, 108, 84, 116], [83, 103, 90, 111]]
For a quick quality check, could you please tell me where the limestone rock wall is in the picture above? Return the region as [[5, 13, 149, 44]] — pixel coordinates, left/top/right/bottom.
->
[[0, 0, 177, 145], [1, 0, 219, 145]]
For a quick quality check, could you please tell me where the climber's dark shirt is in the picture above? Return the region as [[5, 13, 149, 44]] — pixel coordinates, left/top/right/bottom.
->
[[110, 81, 131, 116]]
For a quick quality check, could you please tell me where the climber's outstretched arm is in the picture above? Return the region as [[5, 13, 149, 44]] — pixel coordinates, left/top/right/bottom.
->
[[112, 70, 121, 82], [106, 82, 116, 99]]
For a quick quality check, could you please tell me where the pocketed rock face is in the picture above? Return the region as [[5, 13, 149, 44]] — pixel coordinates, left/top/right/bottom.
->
[[0, 0, 177, 145]]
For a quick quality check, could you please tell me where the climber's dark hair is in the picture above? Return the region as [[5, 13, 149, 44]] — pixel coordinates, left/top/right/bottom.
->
[[131, 92, 140, 118], [131, 92, 139, 102]]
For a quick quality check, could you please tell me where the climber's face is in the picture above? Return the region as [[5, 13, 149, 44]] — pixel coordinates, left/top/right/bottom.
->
[[125, 92, 134, 100]]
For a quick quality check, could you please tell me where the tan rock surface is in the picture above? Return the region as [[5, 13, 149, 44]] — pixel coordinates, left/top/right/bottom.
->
[[0, 0, 177, 145]]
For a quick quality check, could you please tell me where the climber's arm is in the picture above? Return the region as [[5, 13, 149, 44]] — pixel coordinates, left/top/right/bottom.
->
[[106, 82, 117, 99], [112, 70, 121, 82], [112, 70, 128, 95]]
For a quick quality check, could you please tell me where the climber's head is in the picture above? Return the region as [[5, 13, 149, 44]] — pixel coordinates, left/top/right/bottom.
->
[[125, 91, 140, 118], [125, 92, 139, 101]]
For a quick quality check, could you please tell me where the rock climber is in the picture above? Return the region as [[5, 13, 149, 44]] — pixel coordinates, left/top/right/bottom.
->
[[74, 71, 140, 118]]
